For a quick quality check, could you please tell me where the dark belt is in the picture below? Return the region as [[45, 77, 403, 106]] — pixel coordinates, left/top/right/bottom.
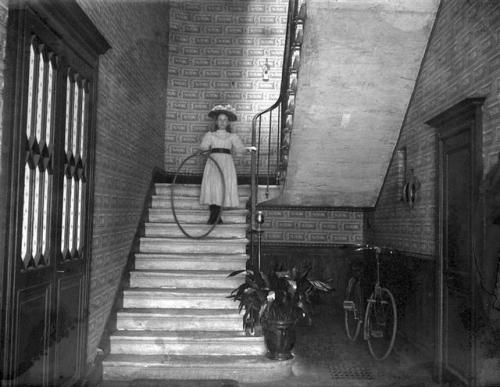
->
[[210, 148, 231, 154]]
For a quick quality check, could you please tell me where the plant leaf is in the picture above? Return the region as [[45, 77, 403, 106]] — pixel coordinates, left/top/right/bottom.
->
[[228, 269, 247, 277]]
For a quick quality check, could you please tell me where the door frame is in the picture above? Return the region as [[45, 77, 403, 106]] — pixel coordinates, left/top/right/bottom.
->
[[426, 97, 485, 386], [0, 1, 109, 384]]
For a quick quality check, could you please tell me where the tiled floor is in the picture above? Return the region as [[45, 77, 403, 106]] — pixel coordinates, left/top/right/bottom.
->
[[240, 302, 439, 387]]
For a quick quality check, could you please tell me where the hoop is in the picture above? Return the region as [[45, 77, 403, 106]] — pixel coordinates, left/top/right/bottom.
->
[[170, 150, 226, 239]]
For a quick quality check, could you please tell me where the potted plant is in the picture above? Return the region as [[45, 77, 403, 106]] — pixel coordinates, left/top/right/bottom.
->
[[228, 264, 333, 360]]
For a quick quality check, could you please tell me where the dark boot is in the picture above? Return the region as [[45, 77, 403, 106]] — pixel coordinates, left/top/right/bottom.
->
[[214, 205, 223, 224], [207, 205, 217, 224]]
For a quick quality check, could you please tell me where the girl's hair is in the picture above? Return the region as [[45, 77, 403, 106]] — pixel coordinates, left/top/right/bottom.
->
[[210, 113, 232, 133]]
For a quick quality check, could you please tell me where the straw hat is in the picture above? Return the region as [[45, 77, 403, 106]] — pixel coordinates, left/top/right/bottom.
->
[[208, 104, 237, 121]]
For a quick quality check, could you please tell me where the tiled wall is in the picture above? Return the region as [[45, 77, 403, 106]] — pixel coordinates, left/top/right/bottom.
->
[[165, 0, 287, 175], [76, 0, 170, 366], [372, 0, 500, 255], [371, 0, 500, 357], [259, 206, 368, 245]]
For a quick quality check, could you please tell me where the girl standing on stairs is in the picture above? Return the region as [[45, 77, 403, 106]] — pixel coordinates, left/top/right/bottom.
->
[[200, 104, 256, 224]]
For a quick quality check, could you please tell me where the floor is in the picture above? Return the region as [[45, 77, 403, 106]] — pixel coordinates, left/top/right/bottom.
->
[[239, 302, 438, 387], [99, 301, 439, 387]]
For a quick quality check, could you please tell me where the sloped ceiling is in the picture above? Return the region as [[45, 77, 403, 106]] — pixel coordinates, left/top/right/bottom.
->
[[280, 0, 439, 207]]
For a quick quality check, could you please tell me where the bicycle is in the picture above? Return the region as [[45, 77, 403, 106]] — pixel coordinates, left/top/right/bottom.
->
[[343, 245, 398, 360]]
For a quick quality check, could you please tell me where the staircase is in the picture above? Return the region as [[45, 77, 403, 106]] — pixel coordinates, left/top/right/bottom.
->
[[101, 183, 292, 383]]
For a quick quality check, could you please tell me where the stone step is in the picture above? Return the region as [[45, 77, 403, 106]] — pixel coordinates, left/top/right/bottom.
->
[[155, 183, 282, 204], [139, 237, 248, 254], [129, 270, 243, 289], [116, 308, 242, 331], [134, 253, 248, 271], [122, 288, 236, 309], [102, 354, 294, 383], [148, 208, 247, 224], [152, 196, 249, 210], [155, 184, 252, 197], [109, 331, 266, 356], [144, 223, 248, 238]]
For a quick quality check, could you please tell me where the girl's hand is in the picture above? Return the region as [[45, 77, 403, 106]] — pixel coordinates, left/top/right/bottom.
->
[[245, 146, 257, 152]]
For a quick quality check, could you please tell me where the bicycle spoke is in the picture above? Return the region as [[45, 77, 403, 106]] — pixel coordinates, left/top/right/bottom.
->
[[365, 288, 397, 360], [344, 277, 363, 341]]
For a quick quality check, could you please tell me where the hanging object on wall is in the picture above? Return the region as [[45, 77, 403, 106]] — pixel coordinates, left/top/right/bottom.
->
[[396, 147, 407, 201], [262, 58, 270, 81], [402, 168, 420, 209]]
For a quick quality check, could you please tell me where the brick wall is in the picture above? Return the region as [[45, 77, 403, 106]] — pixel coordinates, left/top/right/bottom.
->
[[165, 0, 287, 175], [0, 0, 6, 167], [0, 0, 6, 325], [76, 0, 169, 365], [372, 0, 500, 255], [259, 206, 367, 245]]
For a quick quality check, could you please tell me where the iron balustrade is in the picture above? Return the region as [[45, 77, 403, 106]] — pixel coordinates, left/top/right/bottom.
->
[[249, 0, 306, 268]]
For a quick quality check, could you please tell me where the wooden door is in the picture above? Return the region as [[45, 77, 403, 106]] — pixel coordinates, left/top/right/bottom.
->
[[0, 2, 109, 385], [427, 98, 484, 386], [442, 127, 475, 385]]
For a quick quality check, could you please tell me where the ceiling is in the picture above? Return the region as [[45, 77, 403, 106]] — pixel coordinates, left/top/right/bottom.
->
[[280, 0, 440, 207]]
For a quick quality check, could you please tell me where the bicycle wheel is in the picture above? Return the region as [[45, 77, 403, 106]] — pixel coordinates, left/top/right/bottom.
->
[[364, 287, 397, 360], [343, 277, 363, 341]]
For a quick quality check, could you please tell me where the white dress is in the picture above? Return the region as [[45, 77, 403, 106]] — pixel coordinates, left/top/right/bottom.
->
[[200, 129, 245, 208]]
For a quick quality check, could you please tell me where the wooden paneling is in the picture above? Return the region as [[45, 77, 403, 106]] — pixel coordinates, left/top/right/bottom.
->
[[13, 284, 51, 386], [54, 274, 85, 384]]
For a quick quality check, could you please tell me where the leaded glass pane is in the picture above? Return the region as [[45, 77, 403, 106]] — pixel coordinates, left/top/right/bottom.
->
[[20, 37, 57, 269], [69, 178, 75, 253], [59, 69, 89, 260], [21, 164, 31, 261], [61, 177, 67, 255], [32, 168, 40, 259]]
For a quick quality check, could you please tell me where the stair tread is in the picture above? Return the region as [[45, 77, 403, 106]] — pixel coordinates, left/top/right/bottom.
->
[[150, 208, 247, 213], [111, 331, 255, 339], [131, 269, 239, 276], [140, 237, 247, 242], [152, 196, 249, 202], [124, 288, 234, 294], [141, 237, 248, 243], [145, 223, 248, 228], [156, 183, 252, 188], [141, 236, 248, 244], [156, 184, 278, 189], [103, 353, 283, 366], [135, 253, 248, 258], [117, 308, 240, 316]]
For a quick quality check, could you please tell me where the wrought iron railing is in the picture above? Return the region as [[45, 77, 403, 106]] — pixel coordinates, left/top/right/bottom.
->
[[249, 0, 306, 266]]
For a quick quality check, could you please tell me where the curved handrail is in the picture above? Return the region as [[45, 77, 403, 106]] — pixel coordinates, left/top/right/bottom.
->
[[250, 0, 305, 264]]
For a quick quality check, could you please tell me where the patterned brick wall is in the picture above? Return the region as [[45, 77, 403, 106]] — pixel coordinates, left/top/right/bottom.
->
[[259, 206, 367, 245], [0, 0, 6, 164], [165, 0, 287, 175], [0, 0, 6, 316], [76, 0, 169, 365], [371, 0, 500, 256]]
